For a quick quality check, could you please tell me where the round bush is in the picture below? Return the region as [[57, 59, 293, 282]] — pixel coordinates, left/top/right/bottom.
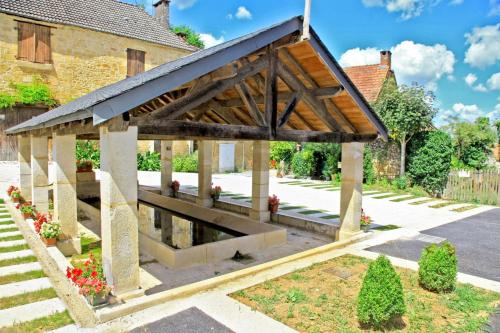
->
[[357, 255, 406, 328], [418, 242, 457, 293], [291, 150, 314, 178], [270, 141, 296, 164]]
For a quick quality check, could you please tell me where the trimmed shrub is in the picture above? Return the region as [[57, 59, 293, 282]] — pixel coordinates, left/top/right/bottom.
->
[[291, 150, 314, 178], [270, 141, 296, 165], [418, 242, 457, 293], [393, 175, 408, 190], [137, 151, 160, 171], [357, 255, 406, 328], [76, 140, 100, 168], [173, 153, 198, 173], [407, 130, 453, 196]]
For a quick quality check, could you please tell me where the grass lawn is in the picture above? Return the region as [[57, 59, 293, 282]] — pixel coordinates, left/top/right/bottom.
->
[[0, 288, 57, 310], [0, 220, 15, 226], [0, 256, 37, 268], [4, 310, 73, 333], [0, 244, 29, 254], [373, 224, 401, 231], [0, 234, 23, 242], [0, 270, 45, 285], [0, 227, 17, 233], [391, 195, 422, 202], [231, 255, 499, 333], [70, 234, 101, 267]]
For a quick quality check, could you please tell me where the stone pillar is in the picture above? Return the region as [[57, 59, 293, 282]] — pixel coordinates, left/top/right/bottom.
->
[[338, 142, 364, 241], [250, 141, 270, 222], [196, 140, 213, 207], [30, 135, 49, 213], [52, 133, 81, 255], [18, 136, 32, 201], [160, 141, 173, 196], [100, 124, 140, 297]]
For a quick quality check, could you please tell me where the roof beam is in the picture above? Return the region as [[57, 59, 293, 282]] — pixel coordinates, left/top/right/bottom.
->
[[235, 82, 266, 126], [135, 120, 377, 143], [265, 45, 279, 136], [278, 92, 301, 128], [277, 60, 342, 132], [137, 55, 268, 122], [280, 48, 357, 133]]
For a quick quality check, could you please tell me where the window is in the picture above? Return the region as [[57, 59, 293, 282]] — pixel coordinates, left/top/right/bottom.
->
[[127, 49, 145, 77], [17, 21, 51, 64]]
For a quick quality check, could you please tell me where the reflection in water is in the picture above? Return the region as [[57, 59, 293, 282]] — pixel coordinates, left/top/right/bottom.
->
[[138, 204, 245, 249]]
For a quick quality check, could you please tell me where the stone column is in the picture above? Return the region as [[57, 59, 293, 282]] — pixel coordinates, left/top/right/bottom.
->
[[52, 133, 81, 255], [18, 135, 32, 201], [338, 142, 364, 240], [30, 135, 49, 213], [250, 141, 270, 222], [196, 140, 213, 207], [100, 124, 140, 297], [160, 141, 173, 196]]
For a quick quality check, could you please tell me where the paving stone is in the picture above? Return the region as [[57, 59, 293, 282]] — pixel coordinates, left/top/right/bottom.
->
[[0, 262, 42, 277], [0, 224, 16, 230], [0, 218, 13, 223], [0, 277, 51, 298], [131, 307, 234, 333], [0, 249, 34, 261], [0, 240, 26, 248], [0, 231, 21, 238], [0, 298, 66, 328]]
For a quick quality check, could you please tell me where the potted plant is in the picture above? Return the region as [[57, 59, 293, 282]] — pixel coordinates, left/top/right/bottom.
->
[[19, 202, 35, 219], [210, 185, 222, 201], [6, 185, 17, 196], [10, 189, 21, 203], [170, 180, 180, 197], [360, 208, 371, 232], [34, 213, 50, 234], [66, 252, 111, 306], [76, 160, 93, 173], [40, 221, 61, 246], [268, 194, 280, 214]]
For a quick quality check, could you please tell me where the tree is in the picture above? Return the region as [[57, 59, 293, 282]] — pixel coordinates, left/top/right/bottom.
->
[[170, 25, 205, 49], [453, 117, 496, 170], [374, 84, 436, 175]]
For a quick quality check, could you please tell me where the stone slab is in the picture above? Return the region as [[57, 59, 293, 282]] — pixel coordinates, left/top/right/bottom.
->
[[130, 307, 234, 333], [0, 262, 42, 277], [0, 249, 33, 261], [0, 224, 16, 230], [0, 298, 66, 328], [0, 231, 21, 238], [0, 239, 26, 248], [0, 277, 52, 298]]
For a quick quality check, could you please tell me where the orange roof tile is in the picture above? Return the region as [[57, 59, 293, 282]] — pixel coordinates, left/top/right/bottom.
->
[[343, 64, 393, 103]]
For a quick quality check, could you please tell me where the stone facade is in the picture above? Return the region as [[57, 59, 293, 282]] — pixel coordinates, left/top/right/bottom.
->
[[0, 13, 190, 104]]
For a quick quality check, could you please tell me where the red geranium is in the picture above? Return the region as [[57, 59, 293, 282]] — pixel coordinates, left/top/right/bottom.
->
[[34, 213, 50, 234], [66, 252, 110, 298], [6, 185, 17, 196]]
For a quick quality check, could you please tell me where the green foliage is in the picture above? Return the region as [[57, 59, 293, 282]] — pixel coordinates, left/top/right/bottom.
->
[[363, 146, 375, 184], [291, 150, 314, 178], [393, 175, 408, 190], [171, 25, 204, 48], [137, 151, 160, 171], [418, 242, 457, 293], [173, 152, 198, 173], [452, 117, 497, 170], [270, 141, 296, 164], [357, 255, 406, 328], [0, 79, 56, 108], [76, 140, 100, 168], [302, 143, 341, 180], [407, 130, 453, 196]]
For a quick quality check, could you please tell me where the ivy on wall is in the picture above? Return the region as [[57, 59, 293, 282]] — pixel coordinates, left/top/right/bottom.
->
[[0, 78, 56, 109]]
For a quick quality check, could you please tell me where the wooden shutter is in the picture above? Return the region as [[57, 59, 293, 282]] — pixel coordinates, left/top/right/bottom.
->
[[35, 24, 51, 64], [17, 22, 35, 62], [127, 49, 145, 77]]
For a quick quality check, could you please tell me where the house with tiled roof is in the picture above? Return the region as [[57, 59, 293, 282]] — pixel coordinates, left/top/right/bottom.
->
[[344, 51, 401, 178], [0, 0, 196, 159]]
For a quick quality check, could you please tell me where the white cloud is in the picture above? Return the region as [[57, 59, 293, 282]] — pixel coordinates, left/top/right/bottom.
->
[[171, 0, 197, 10], [235, 6, 252, 19], [199, 33, 225, 48], [449, 0, 463, 4], [362, 0, 384, 6], [473, 83, 488, 92], [464, 73, 477, 86], [464, 24, 500, 69], [437, 103, 482, 124], [489, 0, 500, 16], [360, 0, 439, 20], [487, 72, 500, 90], [339, 41, 455, 91], [485, 104, 500, 122]]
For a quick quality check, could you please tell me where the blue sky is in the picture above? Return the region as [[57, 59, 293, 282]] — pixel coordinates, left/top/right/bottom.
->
[[128, 0, 499, 126]]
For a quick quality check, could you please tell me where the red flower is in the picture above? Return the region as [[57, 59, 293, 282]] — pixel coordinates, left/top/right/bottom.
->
[[91, 271, 98, 278]]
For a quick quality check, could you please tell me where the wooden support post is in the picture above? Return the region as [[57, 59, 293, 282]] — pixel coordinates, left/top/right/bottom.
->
[[265, 45, 278, 137]]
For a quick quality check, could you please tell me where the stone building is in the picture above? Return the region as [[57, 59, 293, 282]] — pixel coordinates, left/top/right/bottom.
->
[[344, 51, 401, 179], [0, 0, 195, 159]]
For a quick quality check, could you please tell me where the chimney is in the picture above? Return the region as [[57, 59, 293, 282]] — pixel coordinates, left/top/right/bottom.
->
[[153, 0, 170, 29], [380, 50, 391, 69]]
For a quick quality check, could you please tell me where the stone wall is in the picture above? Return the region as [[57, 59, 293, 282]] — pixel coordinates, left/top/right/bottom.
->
[[369, 138, 401, 179], [0, 13, 190, 104]]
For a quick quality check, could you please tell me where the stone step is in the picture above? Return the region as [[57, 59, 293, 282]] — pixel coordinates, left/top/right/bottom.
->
[[0, 249, 34, 261], [0, 218, 13, 223], [0, 224, 16, 230], [47, 324, 80, 333], [0, 262, 42, 277], [0, 239, 26, 248], [0, 231, 21, 238], [0, 277, 52, 298], [0, 298, 66, 328]]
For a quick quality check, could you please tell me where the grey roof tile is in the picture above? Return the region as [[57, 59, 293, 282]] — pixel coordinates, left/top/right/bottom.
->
[[0, 0, 197, 51]]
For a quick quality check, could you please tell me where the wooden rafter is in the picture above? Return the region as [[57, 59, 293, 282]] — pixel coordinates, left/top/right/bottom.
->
[[278, 92, 301, 128], [265, 45, 278, 136], [235, 82, 266, 126]]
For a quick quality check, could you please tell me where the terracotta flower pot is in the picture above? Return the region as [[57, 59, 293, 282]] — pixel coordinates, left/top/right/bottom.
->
[[269, 205, 279, 214], [22, 212, 32, 219], [42, 237, 57, 247], [12, 197, 19, 203]]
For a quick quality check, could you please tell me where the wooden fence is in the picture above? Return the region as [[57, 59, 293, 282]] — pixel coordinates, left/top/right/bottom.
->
[[444, 170, 500, 206]]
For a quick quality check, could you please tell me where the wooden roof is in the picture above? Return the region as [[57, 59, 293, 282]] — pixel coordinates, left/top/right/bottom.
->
[[7, 16, 387, 143]]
